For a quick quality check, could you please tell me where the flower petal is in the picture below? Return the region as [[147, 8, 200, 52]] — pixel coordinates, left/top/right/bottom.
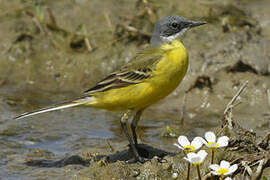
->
[[186, 152, 196, 159], [178, 136, 190, 147], [224, 177, 232, 180], [183, 157, 192, 163], [209, 164, 220, 171], [227, 164, 238, 175], [217, 136, 229, 147], [174, 143, 184, 150], [191, 137, 203, 150], [197, 150, 208, 161], [220, 160, 230, 169], [205, 131, 216, 142], [190, 156, 201, 164], [195, 137, 207, 146], [211, 171, 220, 175]]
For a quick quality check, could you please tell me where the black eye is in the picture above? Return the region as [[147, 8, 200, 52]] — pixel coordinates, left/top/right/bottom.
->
[[171, 22, 178, 28]]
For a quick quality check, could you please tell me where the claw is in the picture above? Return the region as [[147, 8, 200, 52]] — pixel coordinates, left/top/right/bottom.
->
[[137, 156, 150, 163]]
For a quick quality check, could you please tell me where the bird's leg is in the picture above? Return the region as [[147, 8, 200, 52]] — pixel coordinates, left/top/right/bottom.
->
[[120, 111, 147, 163], [131, 110, 143, 146]]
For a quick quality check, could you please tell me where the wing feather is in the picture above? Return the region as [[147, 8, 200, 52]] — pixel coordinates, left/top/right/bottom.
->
[[84, 46, 163, 94]]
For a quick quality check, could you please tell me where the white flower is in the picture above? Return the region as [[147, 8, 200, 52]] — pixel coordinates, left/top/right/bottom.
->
[[174, 136, 203, 152], [224, 177, 232, 180], [209, 160, 238, 176], [200, 131, 229, 149], [184, 150, 208, 165]]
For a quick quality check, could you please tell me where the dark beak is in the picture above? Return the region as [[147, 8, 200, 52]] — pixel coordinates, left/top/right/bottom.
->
[[188, 21, 207, 28]]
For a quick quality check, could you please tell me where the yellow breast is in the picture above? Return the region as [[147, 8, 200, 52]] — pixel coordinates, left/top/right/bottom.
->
[[148, 40, 189, 103]]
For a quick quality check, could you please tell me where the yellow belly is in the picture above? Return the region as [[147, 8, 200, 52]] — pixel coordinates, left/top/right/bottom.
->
[[88, 40, 189, 111]]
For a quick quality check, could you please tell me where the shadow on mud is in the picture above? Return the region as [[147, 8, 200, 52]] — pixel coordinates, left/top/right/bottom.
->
[[25, 144, 175, 167]]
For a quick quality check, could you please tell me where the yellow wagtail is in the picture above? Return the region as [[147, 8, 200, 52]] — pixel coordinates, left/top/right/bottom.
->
[[15, 16, 206, 162]]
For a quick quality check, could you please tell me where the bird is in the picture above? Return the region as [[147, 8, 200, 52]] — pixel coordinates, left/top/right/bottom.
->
[[15, 15, 206, 163]]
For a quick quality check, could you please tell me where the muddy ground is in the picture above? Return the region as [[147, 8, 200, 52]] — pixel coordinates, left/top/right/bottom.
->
[[0, 0, 269, 179]]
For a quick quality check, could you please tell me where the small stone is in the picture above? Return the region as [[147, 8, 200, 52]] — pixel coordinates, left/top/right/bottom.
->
[[162, 162, 172, 170], [132, 169, 140, 177], [172, 172, 178, 179], [97, 159, 107, 167]]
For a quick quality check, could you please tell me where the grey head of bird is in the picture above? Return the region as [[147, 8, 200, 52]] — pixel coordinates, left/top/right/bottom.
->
[[150, 15, 206, 47]]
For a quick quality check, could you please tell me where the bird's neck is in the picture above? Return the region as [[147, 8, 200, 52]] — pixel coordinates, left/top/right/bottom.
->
[[160, 40, 185, 50], [150, 35, 162, 47]]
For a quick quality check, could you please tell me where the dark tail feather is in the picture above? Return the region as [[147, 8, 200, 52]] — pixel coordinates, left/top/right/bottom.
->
[[14, 96, 94, 120]]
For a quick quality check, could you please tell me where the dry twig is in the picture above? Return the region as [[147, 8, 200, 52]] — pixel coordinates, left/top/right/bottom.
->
[[267, 89, 270, 107], [224, 81, 248, 115], [222, 81, 248, 130], [251, 158, 268, 180], [179, 91, 187, 125], [106, 140, 115, 153]]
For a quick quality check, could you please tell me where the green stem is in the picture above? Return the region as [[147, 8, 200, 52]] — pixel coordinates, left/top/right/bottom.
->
[[187, 163, 190, 180], [196, 165, 201, 180], [211, 150, 215, 180]]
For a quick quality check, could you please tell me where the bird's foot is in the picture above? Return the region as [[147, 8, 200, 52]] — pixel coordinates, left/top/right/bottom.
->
[[127, 155, 150, 164], [127, 144, 151, 163]]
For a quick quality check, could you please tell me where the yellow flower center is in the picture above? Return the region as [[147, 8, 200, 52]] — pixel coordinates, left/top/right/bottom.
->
[[218, 168, 229, 175], [184, 145, 195, 152], [192, 162, 201, 166], [207, 142, 219, 149]]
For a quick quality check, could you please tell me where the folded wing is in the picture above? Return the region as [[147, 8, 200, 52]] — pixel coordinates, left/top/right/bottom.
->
[[84, 46, 163, 94]]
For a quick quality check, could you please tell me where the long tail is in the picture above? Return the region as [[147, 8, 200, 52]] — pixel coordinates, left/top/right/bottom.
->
[[14, 96, 94, 120]]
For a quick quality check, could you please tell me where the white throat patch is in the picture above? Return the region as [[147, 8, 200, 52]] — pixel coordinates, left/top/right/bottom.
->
[[161, 28, 188, 43]]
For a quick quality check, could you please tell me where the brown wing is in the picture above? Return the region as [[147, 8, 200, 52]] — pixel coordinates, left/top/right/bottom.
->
[[84, 46, 163, 94], [83, 68, 152, 94]]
